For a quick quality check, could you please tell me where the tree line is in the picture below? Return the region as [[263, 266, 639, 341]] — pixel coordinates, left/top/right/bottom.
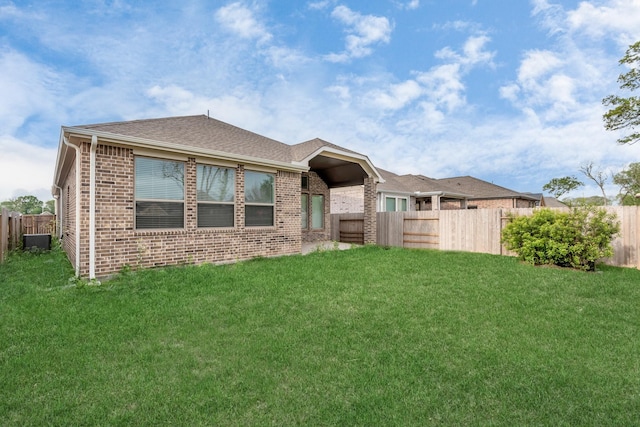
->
[[1, 195, 55, 215]]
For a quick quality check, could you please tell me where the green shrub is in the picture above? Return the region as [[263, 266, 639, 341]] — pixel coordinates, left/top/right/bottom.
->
[[501, 207, 620, 271]]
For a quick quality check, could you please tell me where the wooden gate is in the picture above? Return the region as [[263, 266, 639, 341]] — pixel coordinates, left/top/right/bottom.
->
[[402, 212, 439, 249]]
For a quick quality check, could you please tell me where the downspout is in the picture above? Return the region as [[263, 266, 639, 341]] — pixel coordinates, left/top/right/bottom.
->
[[62, 136, 80, 277], [52, 185, 62, 238], [89, 135, 97, 280]]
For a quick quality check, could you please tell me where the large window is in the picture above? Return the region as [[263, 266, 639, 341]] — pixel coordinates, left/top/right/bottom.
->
[[301, 194, 308, 229], [385, 196, 408, 212], [312, 195, 324, 229], [245, 170, 274, 227], [135, 157, 184, 229], [197, 164, 235, 227]]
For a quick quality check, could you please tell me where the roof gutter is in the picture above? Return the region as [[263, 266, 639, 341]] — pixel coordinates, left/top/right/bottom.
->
[[62, 126, 309, 173]]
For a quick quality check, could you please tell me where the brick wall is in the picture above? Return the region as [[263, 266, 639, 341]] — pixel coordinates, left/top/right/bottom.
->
[[60, 151, 77, 271], [470, 198, 536, 209], [69, 142, 303, 278], [363, 177, 377, 244]]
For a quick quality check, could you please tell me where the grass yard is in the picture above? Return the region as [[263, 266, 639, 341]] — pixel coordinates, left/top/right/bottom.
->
[[2, 245, 640, 425]]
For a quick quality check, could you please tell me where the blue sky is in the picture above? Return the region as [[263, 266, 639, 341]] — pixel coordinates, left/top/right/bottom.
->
[[1, 0, 640, 202]]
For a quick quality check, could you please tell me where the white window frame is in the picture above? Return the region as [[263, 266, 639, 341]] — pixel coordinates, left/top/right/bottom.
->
[[196, 164, 236, 228], [134, 156, 185, 230]]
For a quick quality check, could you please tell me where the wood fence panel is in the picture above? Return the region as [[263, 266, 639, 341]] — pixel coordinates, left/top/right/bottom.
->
[[377, 211, 404, 247], [606, 206, 639, 268], [21, 214, 56, 235], [403, 211, 439, 249], [332, 213, 364, 244], [1, 209, 23, 264], [0, 208, 8, 263]]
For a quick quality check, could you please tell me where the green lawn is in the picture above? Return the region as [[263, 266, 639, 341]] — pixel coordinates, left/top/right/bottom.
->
[[2, 245, 640, 426]]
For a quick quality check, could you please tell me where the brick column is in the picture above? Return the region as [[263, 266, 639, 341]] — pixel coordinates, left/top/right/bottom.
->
[[363, 177, 377, 244], [185, 158, 197, 231]]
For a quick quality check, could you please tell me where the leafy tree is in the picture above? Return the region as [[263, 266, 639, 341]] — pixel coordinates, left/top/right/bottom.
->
[[44, 200, 56, 214], [579, 162, 609, 205], [542, 176, 583, 199], [603, 41, 640, 145], [563, 196, 611, 207], [0, 195, 44, 214], [613, 162, 640, 205]]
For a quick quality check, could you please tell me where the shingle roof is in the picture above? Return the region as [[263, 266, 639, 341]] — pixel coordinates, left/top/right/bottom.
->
[[377, 169, 471, 196], [75, 115, 294, 163], [291, 138, 366, 162], [543, 196, 568, 207], [436, 176, 538, 200]]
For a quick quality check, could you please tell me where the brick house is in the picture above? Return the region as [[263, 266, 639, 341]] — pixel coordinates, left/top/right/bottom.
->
[[52, 115, 382, 278], [436, 176, 539, 209], [332, 170, 538, 212], [332, 168, 471, 213]]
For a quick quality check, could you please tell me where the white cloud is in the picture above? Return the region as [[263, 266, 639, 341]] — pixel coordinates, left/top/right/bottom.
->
[[215, 2, 272, 44], [324, 5, 393, 62], [567, 0, 640, 44], [0, 135, 57, 201], [0, 48, 60, 133], [369, 80, 423, 110]]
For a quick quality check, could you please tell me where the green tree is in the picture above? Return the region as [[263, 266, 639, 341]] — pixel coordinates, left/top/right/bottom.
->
[[603, 41, 640, 145], [0, 195, 44, 214], [564, 196, 611, 207], [542, 176, 583, 199], [613, 162, 640, 205], [44, 200, 56, 213]]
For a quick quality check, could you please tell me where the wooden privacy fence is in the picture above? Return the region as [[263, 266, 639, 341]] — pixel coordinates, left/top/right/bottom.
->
[[1, 208, 22, 263], [332, 207, 640, 269], [1, 211, 57, 263]]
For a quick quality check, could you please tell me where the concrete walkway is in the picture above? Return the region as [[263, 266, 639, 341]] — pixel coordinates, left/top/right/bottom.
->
[[301, 241, 356, 255]]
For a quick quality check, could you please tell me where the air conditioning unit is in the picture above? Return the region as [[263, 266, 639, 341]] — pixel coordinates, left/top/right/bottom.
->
[[23, 234, 51, 251]]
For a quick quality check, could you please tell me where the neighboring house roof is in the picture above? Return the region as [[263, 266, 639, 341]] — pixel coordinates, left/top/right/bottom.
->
[[542, 196, 568, 207], [377, 169, 471, 198], [436, 176, 538, 201], [56, 115, 384, 188]]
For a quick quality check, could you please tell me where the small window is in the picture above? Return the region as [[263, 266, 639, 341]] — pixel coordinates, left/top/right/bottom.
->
[[399, 198, 408, 211], [135, 157, 184, 229], [301, 175, 308, 190], [197, 165, 235, 227], [312, 195, 324, 229], [301, 194, 308, 229], [385, 197, 396, 212], [245, 170, 274, 227]]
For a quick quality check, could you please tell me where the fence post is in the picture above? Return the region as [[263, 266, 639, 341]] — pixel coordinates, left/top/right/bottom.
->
[[0, 208, 7, 263]]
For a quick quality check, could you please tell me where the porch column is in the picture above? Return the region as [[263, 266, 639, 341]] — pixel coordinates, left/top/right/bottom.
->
[[431, 194, 441, 211], [363, 177, 377, 244]]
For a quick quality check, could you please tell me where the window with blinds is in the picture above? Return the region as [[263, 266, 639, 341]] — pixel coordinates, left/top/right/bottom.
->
[[197, 164, 235, 227], [135, 157, 185, 229], [245, 170, 274, 227]]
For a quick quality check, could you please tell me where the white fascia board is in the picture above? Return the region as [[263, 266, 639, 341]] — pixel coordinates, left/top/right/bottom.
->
[[298, 146, 385, 183], [62, 126, 309, 174]]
